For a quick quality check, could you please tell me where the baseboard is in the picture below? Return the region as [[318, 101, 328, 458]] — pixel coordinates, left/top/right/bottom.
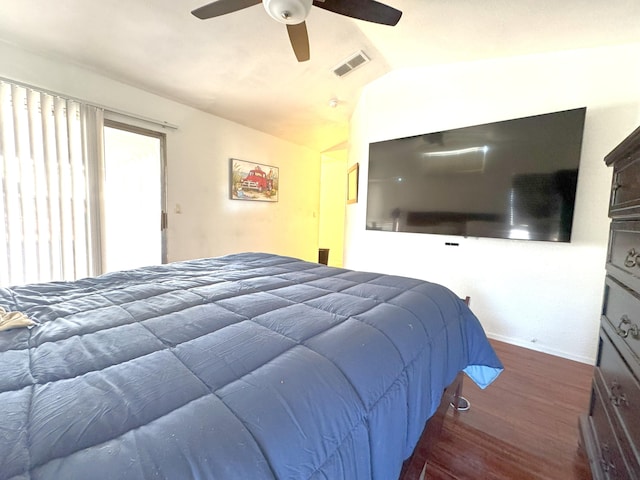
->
[[486, 332, 595, 365]]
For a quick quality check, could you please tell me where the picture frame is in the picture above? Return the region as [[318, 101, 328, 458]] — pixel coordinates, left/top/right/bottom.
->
[[347, 163, 359, 204], [230, 158, 279, 202]]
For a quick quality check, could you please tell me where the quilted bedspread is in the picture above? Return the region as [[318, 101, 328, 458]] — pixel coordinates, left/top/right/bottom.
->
[[0, 253, 502, 480]]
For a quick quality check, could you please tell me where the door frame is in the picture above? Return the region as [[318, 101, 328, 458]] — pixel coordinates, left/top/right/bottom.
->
[[103, 119, 168, 265]]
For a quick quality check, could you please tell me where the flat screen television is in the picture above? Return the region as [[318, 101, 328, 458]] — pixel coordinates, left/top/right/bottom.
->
[[366, 107, 586, 242]]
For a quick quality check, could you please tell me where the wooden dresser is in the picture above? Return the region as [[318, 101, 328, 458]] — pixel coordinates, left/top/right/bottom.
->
[[580, 125, 640, 479]]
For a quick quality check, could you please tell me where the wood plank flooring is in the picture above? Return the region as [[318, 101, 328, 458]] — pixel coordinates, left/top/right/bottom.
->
[[424, 340, 594, 479]]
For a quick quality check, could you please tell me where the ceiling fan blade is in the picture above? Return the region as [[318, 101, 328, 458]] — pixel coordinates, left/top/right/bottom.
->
[[192, 0, 262, 19], [286, 22, 310, 62], [312, 0, 402, 26]]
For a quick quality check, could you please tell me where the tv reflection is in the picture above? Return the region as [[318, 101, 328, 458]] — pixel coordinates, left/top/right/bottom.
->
[[508, 169, 578, 242], [367, 169, 578, 243]]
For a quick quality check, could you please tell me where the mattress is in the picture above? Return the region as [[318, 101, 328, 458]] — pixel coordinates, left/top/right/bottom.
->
[[0, 252, 502, 479]]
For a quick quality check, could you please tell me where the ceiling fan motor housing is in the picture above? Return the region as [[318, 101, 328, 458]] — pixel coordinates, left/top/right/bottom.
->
[[263, 0, 312, 24]]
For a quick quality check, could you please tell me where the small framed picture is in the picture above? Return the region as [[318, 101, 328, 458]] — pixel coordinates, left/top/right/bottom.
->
[[230, 158, 279, 202], [347, 163, 359, 204]]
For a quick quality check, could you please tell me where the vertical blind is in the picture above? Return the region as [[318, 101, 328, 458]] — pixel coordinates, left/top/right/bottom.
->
[[0, 81, 103, 286]]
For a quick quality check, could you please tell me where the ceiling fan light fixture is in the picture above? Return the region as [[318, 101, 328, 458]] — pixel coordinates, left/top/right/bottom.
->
[[263, 0, 312, 24]]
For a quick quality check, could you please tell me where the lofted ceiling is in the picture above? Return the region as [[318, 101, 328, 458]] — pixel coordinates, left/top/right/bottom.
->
[[0, 1, 639, 153]]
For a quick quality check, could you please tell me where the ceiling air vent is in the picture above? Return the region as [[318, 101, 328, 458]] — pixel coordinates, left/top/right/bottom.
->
[[332, 51, 370, 78]]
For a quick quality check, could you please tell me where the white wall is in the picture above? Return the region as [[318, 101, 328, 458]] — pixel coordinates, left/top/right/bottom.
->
[[345, 43, 640, 363], [0, 41, 321, 263]]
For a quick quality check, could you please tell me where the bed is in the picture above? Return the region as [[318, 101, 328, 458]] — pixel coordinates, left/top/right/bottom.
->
[[0, 252, 502, 480]]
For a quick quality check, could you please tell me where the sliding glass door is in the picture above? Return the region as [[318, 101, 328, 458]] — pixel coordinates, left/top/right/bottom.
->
[[102, 122, 166, 273]]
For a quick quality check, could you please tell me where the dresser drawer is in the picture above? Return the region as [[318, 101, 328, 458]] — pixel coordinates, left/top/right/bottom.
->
[[597, 331, 640, 472], [609, 152, 640, 218], [591, 375, 633, 479], [608, 221, 640, 291], [602, 277, 640, 371]]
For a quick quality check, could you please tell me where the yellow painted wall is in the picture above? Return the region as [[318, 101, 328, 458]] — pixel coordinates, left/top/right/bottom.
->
[[319, 152, 347, 267]]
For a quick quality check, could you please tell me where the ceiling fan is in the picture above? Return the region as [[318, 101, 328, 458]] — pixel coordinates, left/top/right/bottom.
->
[[191, 0, 402, 62]]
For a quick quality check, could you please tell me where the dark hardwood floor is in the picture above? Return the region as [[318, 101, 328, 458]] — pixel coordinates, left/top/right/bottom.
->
[[424, 339, 594, 479]]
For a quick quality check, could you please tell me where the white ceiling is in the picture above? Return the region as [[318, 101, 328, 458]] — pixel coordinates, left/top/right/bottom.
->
[[1, 1, 639, 153]]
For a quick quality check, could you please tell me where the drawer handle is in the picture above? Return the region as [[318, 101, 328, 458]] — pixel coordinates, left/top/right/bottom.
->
[[612, 181, 623, 192], [609, 380, 629, 408], [616, 314, 640, 339], [624, 248, 640, 268], [599, 443, 616, 473]]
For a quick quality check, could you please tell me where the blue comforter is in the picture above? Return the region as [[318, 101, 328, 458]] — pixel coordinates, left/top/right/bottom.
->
[[0, 253, 502, 480]]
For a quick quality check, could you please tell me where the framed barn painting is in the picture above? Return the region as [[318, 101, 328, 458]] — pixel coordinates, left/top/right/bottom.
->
[[230, 158, 279, 202]]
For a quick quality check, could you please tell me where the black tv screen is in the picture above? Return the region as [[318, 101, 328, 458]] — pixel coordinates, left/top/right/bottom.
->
[[366, 107, 586, 242]]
